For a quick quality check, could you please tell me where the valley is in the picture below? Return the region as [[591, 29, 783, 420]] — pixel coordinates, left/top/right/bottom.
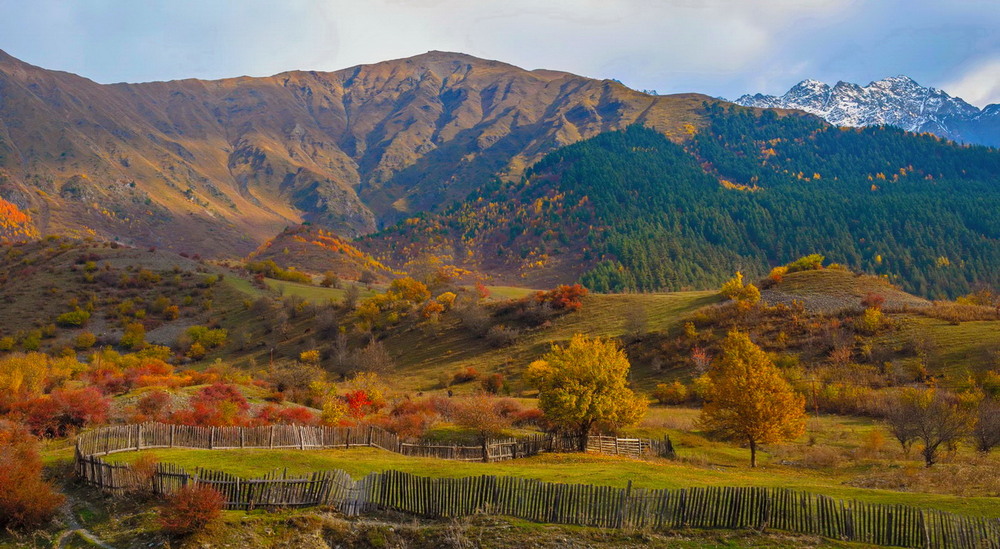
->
[[0, 44, 999, 549]]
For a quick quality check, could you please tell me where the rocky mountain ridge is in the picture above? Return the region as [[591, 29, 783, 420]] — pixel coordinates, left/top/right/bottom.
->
[[0, 49, 714, 254], [734, 76, 999, 146]]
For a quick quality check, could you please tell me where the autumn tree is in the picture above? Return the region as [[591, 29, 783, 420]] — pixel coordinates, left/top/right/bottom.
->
[[884, 388, 976, 466], [526, 334, 646, 450], [973, 397, 1000, 453], [453, 393, 514, 462], [698, 331, 806, 467]]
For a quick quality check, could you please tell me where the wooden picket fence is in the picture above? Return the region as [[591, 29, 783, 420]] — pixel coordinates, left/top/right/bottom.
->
[[73, 451, 1000, 548], [75, 423, 673, 463]]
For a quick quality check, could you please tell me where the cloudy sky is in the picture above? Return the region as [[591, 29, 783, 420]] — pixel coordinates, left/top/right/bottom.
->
[[1, 0, 997, 106]]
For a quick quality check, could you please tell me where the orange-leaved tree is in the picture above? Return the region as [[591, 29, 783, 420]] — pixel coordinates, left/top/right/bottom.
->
[[698, 331, 805, 467], [526, 334, 646, 450]]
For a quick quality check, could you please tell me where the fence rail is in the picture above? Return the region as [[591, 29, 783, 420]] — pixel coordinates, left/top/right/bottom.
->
[[74, 450, 1000, 549], [75, 423, 673, 463]]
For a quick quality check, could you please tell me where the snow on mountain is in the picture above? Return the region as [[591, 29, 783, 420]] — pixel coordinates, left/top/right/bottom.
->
[[734, 76, 998, 147]]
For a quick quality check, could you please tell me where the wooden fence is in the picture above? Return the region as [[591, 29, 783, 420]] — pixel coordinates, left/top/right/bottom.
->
[[75, 423, 673, 463], [73, 452, 999, 549]]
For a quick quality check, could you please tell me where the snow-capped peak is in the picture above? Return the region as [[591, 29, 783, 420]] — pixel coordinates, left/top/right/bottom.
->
[[733, 76, 989, 144]]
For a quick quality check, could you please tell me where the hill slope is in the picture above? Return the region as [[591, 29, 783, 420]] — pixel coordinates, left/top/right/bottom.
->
[[359, 111, 1000, 298], [0, 49, 716, 255]]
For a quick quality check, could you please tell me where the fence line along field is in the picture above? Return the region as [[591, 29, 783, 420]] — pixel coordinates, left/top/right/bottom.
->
[[76, 451, 1000, 549], [74, 424, 999, 549], [75, 422, 675, 463]]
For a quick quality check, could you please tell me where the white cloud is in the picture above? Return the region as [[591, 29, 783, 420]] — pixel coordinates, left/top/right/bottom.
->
[[941, 58, 1000, 107]]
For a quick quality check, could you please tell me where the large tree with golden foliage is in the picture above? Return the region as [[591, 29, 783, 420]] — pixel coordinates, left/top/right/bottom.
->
[[699, 331, 806, 467], [526, 334, 647, 450]]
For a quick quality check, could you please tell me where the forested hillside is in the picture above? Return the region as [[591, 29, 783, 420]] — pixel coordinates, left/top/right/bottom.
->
[[363, 108, 1000, 298]]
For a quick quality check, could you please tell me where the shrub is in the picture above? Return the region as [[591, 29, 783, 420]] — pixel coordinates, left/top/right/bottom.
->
[[784, 254, 825, 273], [164, 305, 180, 320], [512, 408, 545, 428], [480, 373, 505, 394], [171, 383, 250, 427], [120, 322, 147, 350], [186, 342, 207, 360], [134, 390, 173, 422], [0, 336, 13, 352], [861, 293, 886, 310], [23, 387, 110, 437], [0, 422, 64, 529], [485, 324, 519, 347], [855, 307, 888, 335], [158, 484, 224, 536], [534, 284, 588, 311], [452, 367, 479, 384], [768, 265, 788, 284], [186, 325, 228, 348], [74, 331, 97, 350], [653, 381, 689, 405], [56, 308, 91, 327], [344, 390, 374, 419]]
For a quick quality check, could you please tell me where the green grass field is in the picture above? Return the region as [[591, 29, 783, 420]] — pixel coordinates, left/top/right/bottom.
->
[[98, 405, 1000, 519], [264, 278, 377, 304], [106, 443, 999, 518]]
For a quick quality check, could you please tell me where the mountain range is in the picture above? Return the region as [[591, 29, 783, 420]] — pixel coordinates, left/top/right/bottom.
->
[[0, 49, 716, 255], [734, 76, 1000, 147], [1, 50, 999, 298]]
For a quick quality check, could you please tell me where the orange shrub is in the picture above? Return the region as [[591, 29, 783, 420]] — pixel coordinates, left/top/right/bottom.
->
[[0, 422, 64, 529], [21, 387, 110, 437], [159, 484, 224, 536], [534, 284, 588, 311], [452, 367, 479, 384]]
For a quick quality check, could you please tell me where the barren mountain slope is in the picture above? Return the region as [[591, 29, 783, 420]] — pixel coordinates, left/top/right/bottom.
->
[[0, 50, 713, 255]]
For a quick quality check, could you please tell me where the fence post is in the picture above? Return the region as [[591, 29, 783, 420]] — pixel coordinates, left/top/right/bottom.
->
[[209, 428, 214, 450], [169, 424, 175, 448], [136, 424, 142, 451], [240, 428, 245, 449], [618, 480, 632, 528], [298, 425, 305, 450], [269, 425, 275, 449], [368, 425, 374, 447]]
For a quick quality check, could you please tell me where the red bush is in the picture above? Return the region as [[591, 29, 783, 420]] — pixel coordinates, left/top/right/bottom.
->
[[344, 390, 374, 419], [132, 390, 173, 423], [862, 293, 886, 310], [22, 387, 110, 437], [377, 411, 436, 439], [254, 405, 316, 425], [534, 284, 588, 311], [277, 406, 316, 425], [480, 373, 505, 394], [452, 367, 479, 384], [191, 382, 250, 410], [0, 422, 64, 529], [512, 408, 546, 428], [159, 484, 224, 535], [171, 383, 250, 426], [86, 366, 128, 395]]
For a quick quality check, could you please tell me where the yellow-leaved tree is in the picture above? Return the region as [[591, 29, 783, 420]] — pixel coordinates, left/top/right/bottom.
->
[[698, 331, 806, 467], [526, 334, 647, 450]]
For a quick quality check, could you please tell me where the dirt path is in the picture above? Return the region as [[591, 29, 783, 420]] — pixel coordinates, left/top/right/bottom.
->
[[56, 498, 117, 549]]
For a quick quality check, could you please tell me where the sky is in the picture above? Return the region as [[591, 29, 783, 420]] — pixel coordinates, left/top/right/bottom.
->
[[0, 0, 997, 107]]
